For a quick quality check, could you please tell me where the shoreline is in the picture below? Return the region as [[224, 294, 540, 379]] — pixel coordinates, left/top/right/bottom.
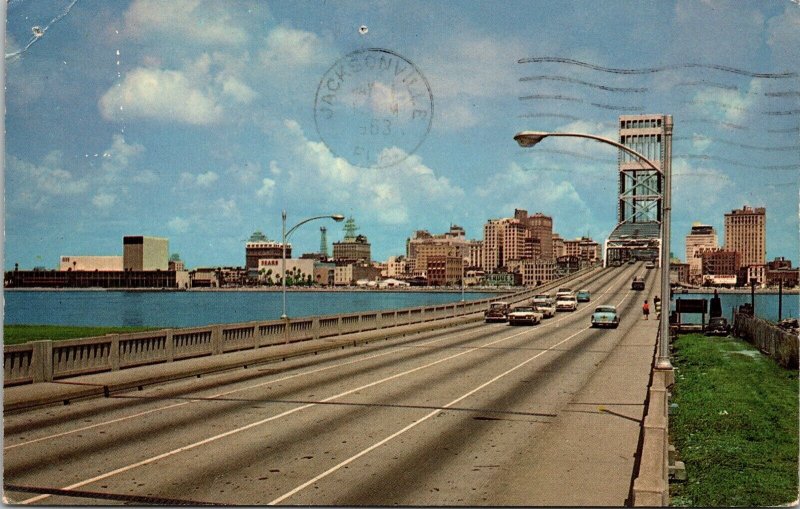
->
[[2, 286, 511, 294]]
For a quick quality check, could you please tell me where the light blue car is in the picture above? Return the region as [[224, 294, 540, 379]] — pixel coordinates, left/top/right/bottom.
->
[[591, 305, 619, 329], [576, 289, 591, 302]]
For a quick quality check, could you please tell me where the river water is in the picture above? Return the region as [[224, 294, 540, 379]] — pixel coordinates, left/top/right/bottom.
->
[[3, 290, 496, 328], [673, 292, 800, 323]]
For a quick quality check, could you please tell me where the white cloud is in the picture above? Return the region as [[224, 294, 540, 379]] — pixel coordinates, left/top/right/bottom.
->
[[168, 217, 191, 233], [7, 152, 89, 203], [123, 0, 253, 47], [101, 134, 146, 182], [214, 198, 240, 219], [277, 119, 465, 227], [196, 171, 219, 187], [92, 193, 117, 210], [256, 178, 276, 199], [258, 26, 329, 69], [220, 76, 257, 104], [99, 67, 222, 125]]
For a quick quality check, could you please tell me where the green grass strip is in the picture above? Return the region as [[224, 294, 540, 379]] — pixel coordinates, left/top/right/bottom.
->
[[4, 325, 160, 345], [669, 333, 799, 506]]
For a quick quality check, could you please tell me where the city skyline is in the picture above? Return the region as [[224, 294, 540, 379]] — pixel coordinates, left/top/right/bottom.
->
[[4, 1, 799, 270]]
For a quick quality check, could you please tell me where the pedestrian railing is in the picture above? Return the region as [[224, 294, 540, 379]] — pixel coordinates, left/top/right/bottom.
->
[[4, 266, 598, 386]]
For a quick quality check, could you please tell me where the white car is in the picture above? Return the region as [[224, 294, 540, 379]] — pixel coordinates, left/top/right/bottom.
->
[[507, 305, 543, 325], [555, 294, 578, 312], [532, 300, 556, 318], [532, 294, 552, 305]]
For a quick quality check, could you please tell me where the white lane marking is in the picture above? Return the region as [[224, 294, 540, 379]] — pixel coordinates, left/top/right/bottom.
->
[[6, 325, 483, 451], [8, 269, 611, 450], [18, 269, 626, 503], [268, 287, 636, 505]]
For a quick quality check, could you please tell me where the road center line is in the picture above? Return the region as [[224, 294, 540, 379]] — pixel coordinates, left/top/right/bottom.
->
[[18, 269, 627, 504]]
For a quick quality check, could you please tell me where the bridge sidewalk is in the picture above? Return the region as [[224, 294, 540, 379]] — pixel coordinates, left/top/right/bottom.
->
[[492, 315, 659, 506], [4, 315, 485, 412]]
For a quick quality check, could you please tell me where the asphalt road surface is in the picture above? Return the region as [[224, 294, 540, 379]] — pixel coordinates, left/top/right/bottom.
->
[[4, 263, 659, 505]]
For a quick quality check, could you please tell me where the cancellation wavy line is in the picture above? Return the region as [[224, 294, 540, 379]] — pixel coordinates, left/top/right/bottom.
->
[[675, 154, 798, 170], [517, 113, 580, 121], [672, 136, 798, 152], [674, 81, 800, 98], [517, 57, 797, 79], [519, 75, 648, 93], [684, 100, 800, 116], [519, 94, 643, 112], [681, 118, 799, 133]]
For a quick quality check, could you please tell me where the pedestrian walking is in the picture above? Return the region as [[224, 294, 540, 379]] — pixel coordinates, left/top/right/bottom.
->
[[653, 295, 661, 319], [642, 300, 650, 320]]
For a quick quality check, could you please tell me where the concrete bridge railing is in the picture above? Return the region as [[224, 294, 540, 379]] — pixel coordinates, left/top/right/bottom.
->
[[4, 267, 598, 386]]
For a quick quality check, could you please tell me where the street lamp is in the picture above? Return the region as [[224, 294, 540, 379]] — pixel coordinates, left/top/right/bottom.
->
[[514, 130, 673, 371], [281, 211, 345, 319]]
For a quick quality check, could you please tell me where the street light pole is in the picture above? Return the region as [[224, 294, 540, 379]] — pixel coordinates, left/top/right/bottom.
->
[[281, 212, 345, 320], [514, 128, 673, 371]]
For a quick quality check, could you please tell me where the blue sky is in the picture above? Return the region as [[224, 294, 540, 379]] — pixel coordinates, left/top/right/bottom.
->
[[4, 0, 798, 270]]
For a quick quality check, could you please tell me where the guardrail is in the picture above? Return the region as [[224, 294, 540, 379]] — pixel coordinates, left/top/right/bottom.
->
[[4, 266, 597, 386], [733, 312, 799, 369]]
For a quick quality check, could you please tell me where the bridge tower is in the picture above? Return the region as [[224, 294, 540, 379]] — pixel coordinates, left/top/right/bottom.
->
[[319, 226, 329, 258], [604, 114, 672, 265]]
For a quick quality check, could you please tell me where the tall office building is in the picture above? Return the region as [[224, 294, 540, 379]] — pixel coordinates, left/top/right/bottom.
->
[[123, 236, 169, 271], [724, 205, 766, 269], [685, 223, 718, 282]]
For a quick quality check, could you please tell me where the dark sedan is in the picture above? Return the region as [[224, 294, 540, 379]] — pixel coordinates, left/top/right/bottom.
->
[[704, 317, 730, 336]]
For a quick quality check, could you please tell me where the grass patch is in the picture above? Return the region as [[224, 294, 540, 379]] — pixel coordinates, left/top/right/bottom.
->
[[3, 325, 160, 345], [669, 333, 799, 506]]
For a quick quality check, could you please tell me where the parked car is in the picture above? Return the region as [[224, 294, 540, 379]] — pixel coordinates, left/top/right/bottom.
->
[[576, 289, 591, 302], [645, 261, 656, 269], [704, 317, 730, 336], [591, 305, 620, 328], [631, 277, 645, 291], [555, 294, 578, 312], [485, 301, 510, 323], [532, 299, 556, 318], [507, 305, 543, 326]]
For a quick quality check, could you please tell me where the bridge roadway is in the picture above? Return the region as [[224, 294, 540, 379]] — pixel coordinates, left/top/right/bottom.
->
[[4, 263, 661, 506]]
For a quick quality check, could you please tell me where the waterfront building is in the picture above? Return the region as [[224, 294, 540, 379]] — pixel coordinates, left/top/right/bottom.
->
[[123, 236, 168, 271], [314, 262, 336, 286], [515, 209, 554, 260], [406, 225, 469, 269], [685, 223, 718, 284], [6, 269, 186, 288], [245, 233, 290, 271], [59, 255, 123, 271], [701, 249, 740, 283], [552, 234, 566, 259], [334, 263, 380, 286], [507, 258, 556, 286], [564, 237, 600, 263], [467, 239, 484, 269], [385, 256, 409, 278], [670, 262, 690, 285], [724, 205, 766, 270], [168, 253, 185, 272], [745, 265, 767, 286], [425, 255, 462, 286]]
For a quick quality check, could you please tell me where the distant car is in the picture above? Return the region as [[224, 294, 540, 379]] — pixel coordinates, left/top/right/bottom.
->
[[628, 258, 636, 264], [631, 277, 645, 291], [485, 301, 510, 323], [704, 317, 730, 336], [610, 260, 623, 267], [645, 261, 656, 269], [576, 289, 591, 302], [532, 299, 556, 318], [557, 288, 572, 294], [591, 305, 620, 328], [507, 305, 543, 326], [555, 294, 578, 312], [532, 294, 552, 306]]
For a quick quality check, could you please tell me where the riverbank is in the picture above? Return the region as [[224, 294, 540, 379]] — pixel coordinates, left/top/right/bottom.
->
[[3, 287, 511, 293], [669, 333, 799, 506]]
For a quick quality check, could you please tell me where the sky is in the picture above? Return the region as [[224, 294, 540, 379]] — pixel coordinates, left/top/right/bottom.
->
[[3, 0, 799, 270]]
